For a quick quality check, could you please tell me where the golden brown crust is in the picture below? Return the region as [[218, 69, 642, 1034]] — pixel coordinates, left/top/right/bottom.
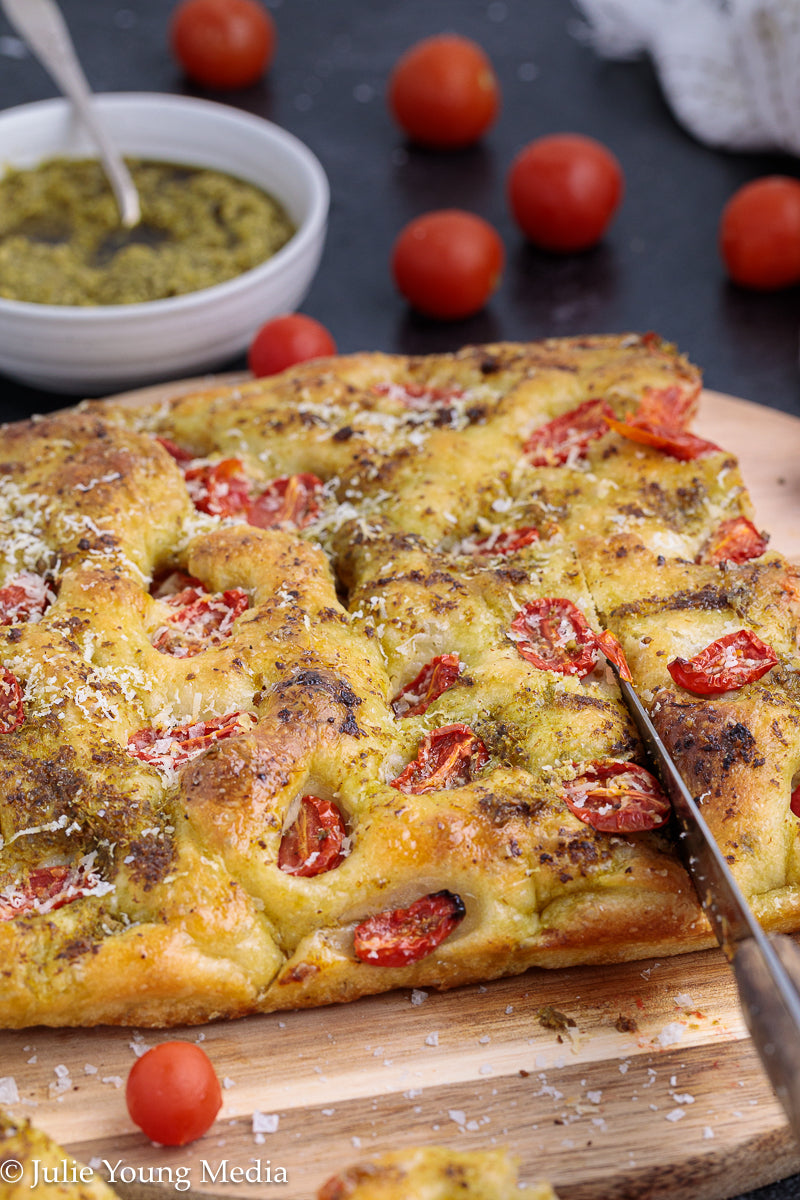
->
[[0, 333, 796, 1028], [316, 1146, 555, 1200]]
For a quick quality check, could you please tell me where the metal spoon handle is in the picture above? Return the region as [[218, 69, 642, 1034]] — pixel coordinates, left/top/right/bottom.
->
[[1, 0, 140, 227]]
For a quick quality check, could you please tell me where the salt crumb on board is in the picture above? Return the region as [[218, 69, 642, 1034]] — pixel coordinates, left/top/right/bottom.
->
[[424, 1032, 439, 1046], [0, 1077, 19, 1104]]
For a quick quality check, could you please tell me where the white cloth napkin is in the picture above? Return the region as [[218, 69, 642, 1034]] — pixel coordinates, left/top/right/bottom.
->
[[573, 0, 800, 155]]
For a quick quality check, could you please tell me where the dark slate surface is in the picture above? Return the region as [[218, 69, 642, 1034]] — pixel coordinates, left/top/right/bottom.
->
[[0, 2, 798, 1194]]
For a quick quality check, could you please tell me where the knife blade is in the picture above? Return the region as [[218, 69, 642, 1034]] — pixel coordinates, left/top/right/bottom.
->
[[608, 660, 800, 1143]]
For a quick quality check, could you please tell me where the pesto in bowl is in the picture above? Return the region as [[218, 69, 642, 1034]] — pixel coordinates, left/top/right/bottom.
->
[[0, 157, 295, 305]]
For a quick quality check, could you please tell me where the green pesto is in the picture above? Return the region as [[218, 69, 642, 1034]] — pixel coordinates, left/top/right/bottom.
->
[[0, 157, 295, 305]]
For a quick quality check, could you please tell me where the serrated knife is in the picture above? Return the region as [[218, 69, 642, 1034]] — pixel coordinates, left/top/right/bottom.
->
[[607, 661, 800, 1144]]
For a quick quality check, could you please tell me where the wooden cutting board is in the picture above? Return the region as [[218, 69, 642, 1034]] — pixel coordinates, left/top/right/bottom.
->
[[1, 386, 799, 1200]]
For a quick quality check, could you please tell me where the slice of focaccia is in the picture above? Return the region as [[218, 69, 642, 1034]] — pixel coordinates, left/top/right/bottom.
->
[[0, 333, 796, 1027]]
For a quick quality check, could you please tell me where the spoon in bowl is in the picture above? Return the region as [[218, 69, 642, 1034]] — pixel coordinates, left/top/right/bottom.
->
[[1, 0, 141, 228]]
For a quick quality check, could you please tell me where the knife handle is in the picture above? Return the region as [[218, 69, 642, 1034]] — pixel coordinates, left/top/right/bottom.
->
[[733, 933, 800, 1143]]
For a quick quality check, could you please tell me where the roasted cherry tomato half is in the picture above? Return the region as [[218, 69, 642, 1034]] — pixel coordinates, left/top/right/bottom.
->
[[507, 133, 624, 252], [388, 34, 500, 149], [128, 712, 249, 769], [391, 209, 504, 320], [372, 380, 465, 410], [391, 723, 487, 794], [0, 572, 53, 625], [697, 517, 769, 566], [0, 668, 24, 734], [248, 314, 336, 378], [791, 782, 800, 820], [562, 760, 671, 833], [184, 458, 251, 517], [510, 598, 598, 678], [126, 1041, 222, 1146], [149, 569, 204, 598], [278, 795, 347, 877], [247, 473, 323, 529], [524, 398, 614, 467], [152, 586, 249, 658], [631, 384, 700, 432], [719, 176, 800, 290], [170, 0, 275, 90], [391, 653, 461, 718], [667, 629, 778, 695], [597, 629, 633, 682], [353, 890, 465, 967], [156, 437, 195, 463], [603, 413, 720, 462], [471, 527, 540, 555], [0, 862, 104, 923]]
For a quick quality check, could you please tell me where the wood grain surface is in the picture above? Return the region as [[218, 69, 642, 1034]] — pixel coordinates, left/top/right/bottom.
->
[[1, 385, 799, 1200]]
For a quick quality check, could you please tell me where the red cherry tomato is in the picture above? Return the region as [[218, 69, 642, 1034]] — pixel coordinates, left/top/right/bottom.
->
[[128, 711, 249, 769], [632, 384, 700, 432], [170, 0, 275, 90], [247, 473, 323, 529], [719, 176, 800, 290], [391, 209, 504, 320], [562, 761, 671, 833], [603, 413, 720, 462], [507, 134, 624, 252], [597, 630, 633, 683], [372, 381, 465, 410], [152, 586, 249, 658], [184, 458, 251, 517], [510, 598, 598, 678], [524, 398, 614, 466], [391, 723, 487, 795], [667, 629, 778, 695], [353, 890, 465, 967], [0, 572, 53, 625], [697, 517, 769, 566], [791, 782, 800, 819], [278, 795, 347, 877], [0, 668, 23, 733], [126, 1041, 222, 1146], [156, 437, 194, 463], [471, 527, 540, 555], [391, 653, 461, 718], [388, 35, 500, 149], [0, 862, 105, 923], [248, 315, 336, 378]]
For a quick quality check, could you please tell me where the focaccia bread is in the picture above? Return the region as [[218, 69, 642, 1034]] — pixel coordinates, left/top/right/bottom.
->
[[316, 1147, 554, 1200], [0, 333, 797, 1028]]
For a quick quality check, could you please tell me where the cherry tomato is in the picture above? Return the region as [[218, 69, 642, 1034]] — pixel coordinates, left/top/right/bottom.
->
[[184, 458, 251, 517], [510, 598, 598, 678], [697, 517, 769, 566], [604, 413, 720, 462], [391, 209, 504, 320], [128, 711, 249, 769], [507, 134, 624, 252], [597, 630, 633, 682], [372, 381, 465, 410], [387, 34, 500, 149], [248, 315, 336, 377], [278, 795, 347, 877], [391, 723, 487, 795], [170, 0, 275, 90], [791, 782, 800, 819], [0, 863, 103, 923], [126, 1041, 222, 1146], [391, 653, 461, 718], [562, 761, 671, 833], [0, 668, 23, 733], [524, 397, 614, 466], [152, 586, 249, 658], [0, 572, 53, 625], [471, 527, 540, 555], [156, 437, 194, 463], [353, 890, 465, 968], [719, 176, 800, 290], [632, 384, 700, 432], [150, 569, 204, 598], [667, 629, 778, 695], [247, 473, 323, 529]]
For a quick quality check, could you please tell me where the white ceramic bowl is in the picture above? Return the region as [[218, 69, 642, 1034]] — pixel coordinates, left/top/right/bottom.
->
[[0, 93, 329, 394]]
